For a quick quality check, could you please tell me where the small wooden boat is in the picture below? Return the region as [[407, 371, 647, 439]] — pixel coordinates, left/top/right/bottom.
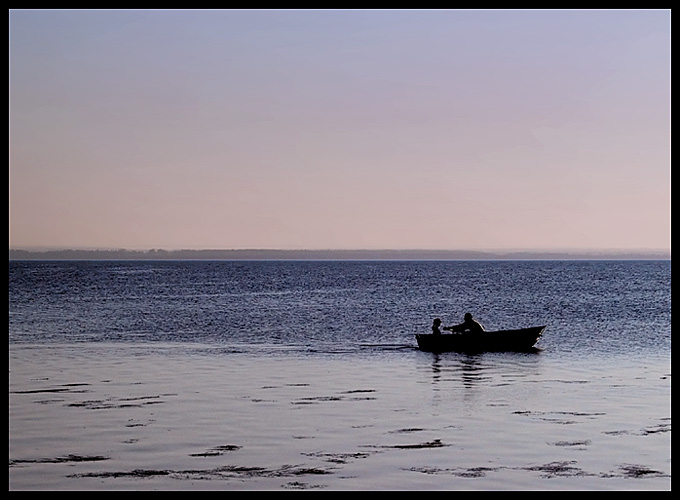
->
[[415, 326, 546, 353]]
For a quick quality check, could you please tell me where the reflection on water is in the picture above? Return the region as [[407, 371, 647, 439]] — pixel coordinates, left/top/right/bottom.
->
[[10, 343, 670, 490], [460, 356, 493, 388], [418, 350, 544, 406]]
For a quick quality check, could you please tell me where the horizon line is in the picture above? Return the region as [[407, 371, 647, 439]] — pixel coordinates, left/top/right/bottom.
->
[[8, 247, 671, 260]]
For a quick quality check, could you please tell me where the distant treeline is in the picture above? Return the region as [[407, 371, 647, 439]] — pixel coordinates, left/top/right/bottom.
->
[[8, 248, 670, 260]]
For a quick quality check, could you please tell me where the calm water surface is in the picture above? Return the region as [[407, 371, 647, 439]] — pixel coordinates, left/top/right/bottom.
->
[[9, 260, 671, 490]]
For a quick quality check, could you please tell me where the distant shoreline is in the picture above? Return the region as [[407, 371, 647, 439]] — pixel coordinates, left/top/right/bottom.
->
[[8, 248, 671, 260]]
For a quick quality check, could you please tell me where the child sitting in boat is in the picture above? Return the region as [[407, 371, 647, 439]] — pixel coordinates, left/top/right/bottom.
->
[[431, 318, 442, 335]]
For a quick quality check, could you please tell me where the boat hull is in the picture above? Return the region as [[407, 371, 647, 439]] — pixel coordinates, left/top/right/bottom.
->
[[415, 326, 545, 353]]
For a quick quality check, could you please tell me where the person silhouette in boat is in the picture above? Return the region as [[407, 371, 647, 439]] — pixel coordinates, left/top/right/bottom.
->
[[444, 313, 485, 334], [431, 318, 443, 335]]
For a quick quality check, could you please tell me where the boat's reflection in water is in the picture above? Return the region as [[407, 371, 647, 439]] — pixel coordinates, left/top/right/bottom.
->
[[419, 349, 543, 406], [428, 354, 493, 389]]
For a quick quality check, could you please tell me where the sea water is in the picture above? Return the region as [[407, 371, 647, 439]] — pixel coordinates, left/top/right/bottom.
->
[[8, 260, 671, 490]]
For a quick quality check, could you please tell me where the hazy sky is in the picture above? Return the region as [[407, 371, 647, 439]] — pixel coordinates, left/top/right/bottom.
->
[[9, 9, 670, 251]]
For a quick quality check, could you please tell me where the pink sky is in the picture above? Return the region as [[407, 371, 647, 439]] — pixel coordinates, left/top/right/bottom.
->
[[9, 9, 670, 251]]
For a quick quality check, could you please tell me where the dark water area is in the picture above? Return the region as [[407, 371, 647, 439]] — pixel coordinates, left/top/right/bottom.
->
[[8, 260, 671, 359]]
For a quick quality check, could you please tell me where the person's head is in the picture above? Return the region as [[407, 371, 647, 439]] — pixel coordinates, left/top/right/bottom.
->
[[433, 318, 441, 326], [464, 313, 473, 321]]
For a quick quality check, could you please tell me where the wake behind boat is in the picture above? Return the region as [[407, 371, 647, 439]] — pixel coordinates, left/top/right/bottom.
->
[[415, 326, 546, 353]]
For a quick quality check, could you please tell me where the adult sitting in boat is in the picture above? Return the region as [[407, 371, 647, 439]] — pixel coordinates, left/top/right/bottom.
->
[[444, 313, 485, 333], [431, 318, 443, 335]]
